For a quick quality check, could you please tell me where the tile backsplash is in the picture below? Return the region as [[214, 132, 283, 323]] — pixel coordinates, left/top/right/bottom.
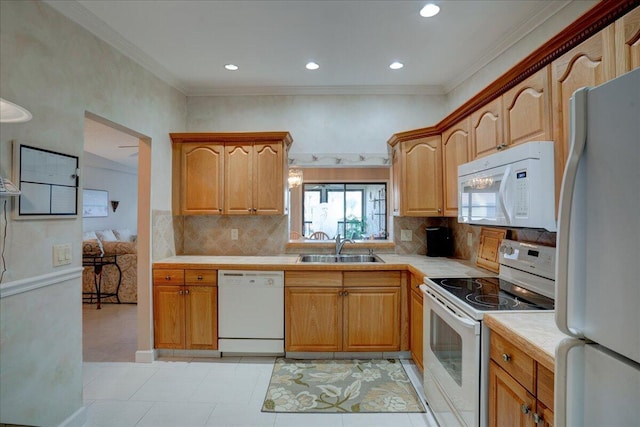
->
[[153, 211, 554, 259], [447, 218, 556, 263]]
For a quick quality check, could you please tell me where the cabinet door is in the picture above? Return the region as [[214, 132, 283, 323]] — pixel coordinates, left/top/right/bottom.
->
[[471, 98, 503, 158], [614, 6, 640, 76], [442, 120, 470, 217], [391, 144, 402, 216], [402, 136, 443, 216], [285, 287, 342, 351], [343, 287, 400, 351], [181, 143, 224, 215], [502, 66, 552, 149], [253, 143, 284, 215], [535, 401, 554, 427], [224, 144, 253, 215], [552, 29, 615, 204], [489, 360, 536, 427], [410, 286, 424, 371], [185, 285, 217, 349], [153, 285, 185, 349]]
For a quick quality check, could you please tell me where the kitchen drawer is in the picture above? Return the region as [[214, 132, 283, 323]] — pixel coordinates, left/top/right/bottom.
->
[[490, 332, 535, 393], [185, 269, 217, 285], [153, 269, 185, 285], [537, 364, 554, 411], [343, 271, 401, 287], [285, 271, 342, 287]]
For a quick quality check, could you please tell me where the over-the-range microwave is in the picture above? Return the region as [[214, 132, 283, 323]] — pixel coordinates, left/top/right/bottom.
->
[[458, 141, 556, 231]]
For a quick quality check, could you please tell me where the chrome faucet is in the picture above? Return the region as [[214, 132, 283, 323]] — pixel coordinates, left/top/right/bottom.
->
[[335, 234, 354, 255]]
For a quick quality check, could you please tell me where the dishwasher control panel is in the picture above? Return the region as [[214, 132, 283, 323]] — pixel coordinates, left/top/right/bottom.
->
[[218, 270, 284, 287]]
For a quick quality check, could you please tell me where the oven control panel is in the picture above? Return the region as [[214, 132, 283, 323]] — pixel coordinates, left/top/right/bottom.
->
[[499, 239, 555, 280]]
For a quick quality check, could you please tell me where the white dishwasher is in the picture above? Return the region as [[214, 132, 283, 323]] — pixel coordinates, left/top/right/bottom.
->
[[217, 270, 284, 353]]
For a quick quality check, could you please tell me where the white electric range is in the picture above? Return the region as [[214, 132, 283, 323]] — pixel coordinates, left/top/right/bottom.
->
[[419, 239, 556, 427]]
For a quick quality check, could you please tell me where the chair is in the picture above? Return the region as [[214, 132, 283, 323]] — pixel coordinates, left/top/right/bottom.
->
[[289, 231, 303, 240], [309, 231, 330, 240]]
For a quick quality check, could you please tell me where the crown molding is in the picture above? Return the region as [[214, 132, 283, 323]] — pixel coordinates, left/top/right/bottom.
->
[[43, 0, 188, 95], [187, 85, 445, 96]]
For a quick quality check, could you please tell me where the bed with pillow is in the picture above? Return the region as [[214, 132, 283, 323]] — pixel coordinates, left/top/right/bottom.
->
[[82, 229, 137, 303]]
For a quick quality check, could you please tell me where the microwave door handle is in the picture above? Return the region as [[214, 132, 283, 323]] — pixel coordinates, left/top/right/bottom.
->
[[556, 88, 588, 339], [498, 165, 512, 225]]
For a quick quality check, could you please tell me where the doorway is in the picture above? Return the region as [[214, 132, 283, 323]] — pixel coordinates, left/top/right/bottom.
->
[[81, 114, 149, 362]]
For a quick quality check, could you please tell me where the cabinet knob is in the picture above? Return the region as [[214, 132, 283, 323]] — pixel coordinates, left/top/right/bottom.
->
[[218, 208, 222, 213], [344, 290, 349, 296], [185, 289, 190, 295], [533, 413, 543, 424], [165, 276, 171, 280], [197, 275, 203, 280], [437, 208, 442, 213], [178, 290, 183, 295], [338, 290, 344, 296], [502, 353, 511, 362], [521, 404, 530, 415], [247, 209, 252, 212]]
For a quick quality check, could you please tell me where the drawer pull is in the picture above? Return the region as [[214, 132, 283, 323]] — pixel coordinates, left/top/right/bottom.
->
[[502, 353, 511, 362], [533, 413, 543, 424], [521, 404, 530, 415]]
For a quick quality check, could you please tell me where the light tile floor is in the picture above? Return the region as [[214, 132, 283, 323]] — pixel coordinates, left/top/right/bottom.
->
[[82, 357, 437, 427]]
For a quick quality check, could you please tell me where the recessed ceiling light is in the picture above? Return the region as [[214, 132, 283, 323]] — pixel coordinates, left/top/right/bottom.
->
[[224, 64, 239, 71], [389, 62, 404, 70], [305, 62, 320, 70], [420, 3, 440, 18]]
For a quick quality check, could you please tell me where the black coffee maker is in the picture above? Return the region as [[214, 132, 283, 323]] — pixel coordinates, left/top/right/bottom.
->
[[426, 226, 453, 257]]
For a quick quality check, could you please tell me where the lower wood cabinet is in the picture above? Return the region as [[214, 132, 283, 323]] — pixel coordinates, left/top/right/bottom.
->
[[410, 275, 424, 371], [285, 271, 401, 352], [153, 269, 218, 350], [488, 332, 554, 427]]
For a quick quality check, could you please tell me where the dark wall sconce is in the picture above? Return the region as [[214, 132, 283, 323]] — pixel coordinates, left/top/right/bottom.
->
[[111, 200, 120, 212]]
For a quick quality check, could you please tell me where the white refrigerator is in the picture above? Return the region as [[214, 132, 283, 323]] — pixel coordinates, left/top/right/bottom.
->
[[555, 67, 640, 427]]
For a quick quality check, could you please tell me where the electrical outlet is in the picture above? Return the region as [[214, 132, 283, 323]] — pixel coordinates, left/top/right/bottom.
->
[[467, 232, 473, 247], [53, 243, 72, 267], [231, 229, 239, 240], [400, 229, 412, 242]]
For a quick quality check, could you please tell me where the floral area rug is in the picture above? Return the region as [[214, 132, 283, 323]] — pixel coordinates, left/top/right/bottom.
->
[[262, 358, 426, 413]]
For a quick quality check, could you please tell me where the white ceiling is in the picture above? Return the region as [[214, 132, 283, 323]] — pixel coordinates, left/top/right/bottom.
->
[[48, 0, 573, 96]]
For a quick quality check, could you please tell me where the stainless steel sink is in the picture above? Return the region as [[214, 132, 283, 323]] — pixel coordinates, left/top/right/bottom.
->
[[298, 254, 384, 263]]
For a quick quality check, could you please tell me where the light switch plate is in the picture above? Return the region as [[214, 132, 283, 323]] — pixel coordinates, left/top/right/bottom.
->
[[400, 229, 412, 241], [53, 243, 72, 267]]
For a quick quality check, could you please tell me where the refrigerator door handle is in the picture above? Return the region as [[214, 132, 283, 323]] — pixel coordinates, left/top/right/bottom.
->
[[498, 165, 512, 225], [555, 88, 588, 339], [554, 338, 583, 427]]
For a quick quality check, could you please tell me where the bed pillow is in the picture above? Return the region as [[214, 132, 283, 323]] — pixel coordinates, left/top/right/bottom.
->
[[113, 228, 133, 242], [83, 231, 98, 241], [95, 229, 118, 242]]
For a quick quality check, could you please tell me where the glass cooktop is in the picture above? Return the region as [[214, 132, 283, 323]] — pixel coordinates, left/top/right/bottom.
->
[[428, 277, 554, 312]]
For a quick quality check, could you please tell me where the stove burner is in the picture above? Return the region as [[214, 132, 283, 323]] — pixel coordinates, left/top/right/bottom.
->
[[466, 293, 519, 308]]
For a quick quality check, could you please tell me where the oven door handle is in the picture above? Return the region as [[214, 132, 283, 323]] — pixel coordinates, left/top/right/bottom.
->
[[420, 284, 479, 332]]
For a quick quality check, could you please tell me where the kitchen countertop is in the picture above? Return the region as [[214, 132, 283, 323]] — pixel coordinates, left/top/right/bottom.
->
[[152, 254, 495, 278], [484, 312, 569, 372]]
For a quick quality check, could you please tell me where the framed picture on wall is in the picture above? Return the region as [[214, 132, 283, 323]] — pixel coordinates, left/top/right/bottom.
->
[[82, 189, 108, 217]]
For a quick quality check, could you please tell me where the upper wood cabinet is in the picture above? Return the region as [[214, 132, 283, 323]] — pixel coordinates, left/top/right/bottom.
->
[[614, 6, 640, 75], [502, 66, 552, 149], [389, 133, 443, 217], [180, 143, 224, 215], [551, 29, 615, 202], [442, 118, 471, 217], [471, 98, 503, 158], [171, 132, 292, 216]]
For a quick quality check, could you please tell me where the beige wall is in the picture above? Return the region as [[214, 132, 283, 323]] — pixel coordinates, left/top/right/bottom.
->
[[0, 1, 185, 425]]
